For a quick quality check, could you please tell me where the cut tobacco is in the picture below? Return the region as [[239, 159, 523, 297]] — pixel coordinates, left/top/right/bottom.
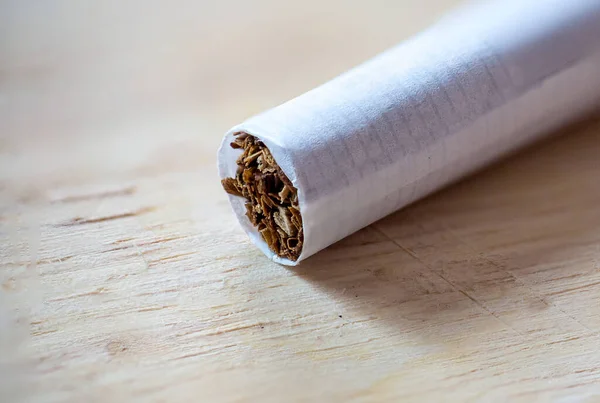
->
[[221, 133, 303, 261]]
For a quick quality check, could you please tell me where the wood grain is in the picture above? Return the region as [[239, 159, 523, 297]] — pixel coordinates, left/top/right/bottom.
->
[[2, 1, 600, 402]]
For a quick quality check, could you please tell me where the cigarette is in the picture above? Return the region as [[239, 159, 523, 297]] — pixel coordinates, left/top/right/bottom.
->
[[218, 0, 600, 265]]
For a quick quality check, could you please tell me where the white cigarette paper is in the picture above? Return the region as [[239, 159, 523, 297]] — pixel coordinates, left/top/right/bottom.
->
[[218, 0, 600, 265]]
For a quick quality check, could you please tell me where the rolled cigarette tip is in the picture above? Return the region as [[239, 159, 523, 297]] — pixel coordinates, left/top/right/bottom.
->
[[218, 0, 600, 266], [221, 133, 303, 262]]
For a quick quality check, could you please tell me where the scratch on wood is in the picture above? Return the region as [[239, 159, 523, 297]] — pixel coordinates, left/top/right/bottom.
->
[[202, 323, 259, 336], [300, 338, 379, 355], [36, 255, 75, 265], [111, 237, 135, 244], [439, 220, 596, 334], [57, 206, 155, 227], [49, 287, 107, 302], [510, 379, 600, 398], [550, 272, 588, 282], [103, 236, 185, 253], [106, 273, 129, 281], [32, 329, 59, 337], [103, 245, 133, 253], [138, 235, 187, 246], [453, 281, 526, 338], [442, 368, 482, 381], [371, 225, 528, 338], [543, 335, 585, 346], [148, 251, 196, 266], [137, 305, 175, 313], [51, 186, 136, 204], [545, 280, 600, 297], [573, 367, 600, 374]]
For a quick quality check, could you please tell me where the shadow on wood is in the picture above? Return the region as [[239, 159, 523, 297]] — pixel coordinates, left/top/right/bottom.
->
[[295, 115, 600, 344]]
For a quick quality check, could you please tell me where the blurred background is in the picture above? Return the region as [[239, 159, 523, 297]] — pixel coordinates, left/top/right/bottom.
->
[[0, 0, 461, 187]]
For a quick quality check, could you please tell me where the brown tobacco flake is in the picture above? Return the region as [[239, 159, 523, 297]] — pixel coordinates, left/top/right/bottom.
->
[[221, 133, 303, 261], [221, 178, 242, 197]]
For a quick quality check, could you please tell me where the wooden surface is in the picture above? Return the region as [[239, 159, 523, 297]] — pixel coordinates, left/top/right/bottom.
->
[[2, 1, 600, 402]]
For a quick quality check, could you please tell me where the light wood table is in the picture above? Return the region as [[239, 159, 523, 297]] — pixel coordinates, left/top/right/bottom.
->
[[2, 1, 600, 402]]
